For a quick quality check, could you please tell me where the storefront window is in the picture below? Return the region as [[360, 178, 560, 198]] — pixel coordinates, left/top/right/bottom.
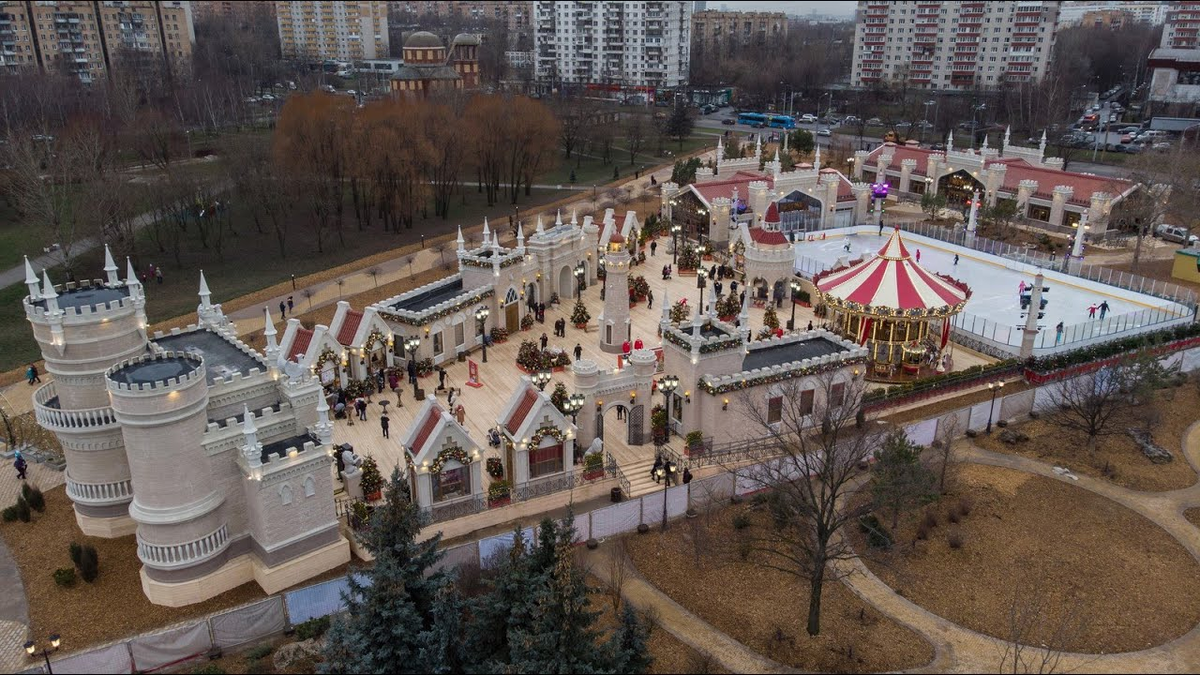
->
[[433, 465, 469, 502]]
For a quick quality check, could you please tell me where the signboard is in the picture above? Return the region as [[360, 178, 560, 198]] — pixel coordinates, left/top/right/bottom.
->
[[466, 360, 483, 388]]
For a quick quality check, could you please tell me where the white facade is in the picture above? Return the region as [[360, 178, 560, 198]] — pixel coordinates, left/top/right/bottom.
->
[[1059, 1, 1166, 26], [534, 0, 691, 89], [850, 1, 1061, 90]]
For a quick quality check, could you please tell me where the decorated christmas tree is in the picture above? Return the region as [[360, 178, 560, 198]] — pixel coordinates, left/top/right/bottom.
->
[[550, 381, 569, 414], [763, 305, 781, 331], [669, 300, 690, 324], [571, 298, 590, 326], [716, 291, 741, 319], [678, 243, 700, 271]]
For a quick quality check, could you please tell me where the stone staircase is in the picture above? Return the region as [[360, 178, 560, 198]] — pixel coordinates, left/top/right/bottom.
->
[[622, 457, 662, 498]]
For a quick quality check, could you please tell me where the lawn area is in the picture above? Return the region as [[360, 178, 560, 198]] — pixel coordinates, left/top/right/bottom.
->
[[0, 198, 46, 273]]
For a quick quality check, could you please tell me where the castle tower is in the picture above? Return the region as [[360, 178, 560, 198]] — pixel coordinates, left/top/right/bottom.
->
[[599, 231, 631, 353], [106, 352, 230, 591], [25, 265, 149, 536]]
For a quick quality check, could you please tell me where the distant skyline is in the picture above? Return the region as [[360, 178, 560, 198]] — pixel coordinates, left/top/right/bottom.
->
[[702, 1, 857, 16]]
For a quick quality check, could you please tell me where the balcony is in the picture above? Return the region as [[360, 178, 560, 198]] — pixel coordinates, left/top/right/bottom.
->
[[33, 382, 119, 433], [138, 524, 230, 570], [66, 476, 133, 506]]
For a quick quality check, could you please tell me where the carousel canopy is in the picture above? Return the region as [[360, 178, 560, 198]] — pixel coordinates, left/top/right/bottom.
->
[[814, 228, 970, 316]]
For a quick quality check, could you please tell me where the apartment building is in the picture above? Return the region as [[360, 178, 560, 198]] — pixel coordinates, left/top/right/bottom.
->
[[690, 9, 787, 56], [534, 0, 691, 91], [390, 1, 530, 32], [192, 0, 274, 23], [1059, 1, 1166, 26], [276, 1, 388, 64], [1148, 2, 1200, 114], [1161, 1, 1200, 49], [850, 1, 1061, 90], [0, 1, 194, 82]]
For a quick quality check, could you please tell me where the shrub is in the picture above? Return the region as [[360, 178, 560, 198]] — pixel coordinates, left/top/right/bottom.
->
[[520, 313, 535, 330], [957, 498, 973, 516], [947, 509, 960, 524], [858, 514, 892, 549], [921, 511, 938, 529], [358, 456, 384, 498], [294, 616, 331, 641], [53, 567, 76, 587], [245, 658, 270, 675], [915, 523, 930, 541], [21, 484, 45, 512], [583, 453, 604, 472], [1, 507, 16, 522], [245, 644, 274, 661], [685, 430, 704, 449], [1102, 461, 1118, 479], [490, 327, 509, 343], [488, 479, 511, 501], [77, 544, 99, 583], [69, 542, 83, 567], [191, 665, 226, 675], [948, 530, 964, 549], [14, 497, 30, 523], [732, 513, 751, 530]]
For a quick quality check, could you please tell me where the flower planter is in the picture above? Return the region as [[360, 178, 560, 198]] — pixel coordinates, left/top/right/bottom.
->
[[575, 323, 588, 330], [703, 254, 714, 261], [582, 469, 605, 481], [678, 269, 697, 276], [793, 300, 812, 308], [488, 496, 511, 509], [366, 490, 382, 502], [719, 315, 736, 322]]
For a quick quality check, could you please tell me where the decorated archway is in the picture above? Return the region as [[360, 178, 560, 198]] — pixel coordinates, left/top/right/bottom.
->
[[777, 189, 824, 233], [559, 264, 573, 301], [571, 352, 658, 454], [937, 170, 986, 210]]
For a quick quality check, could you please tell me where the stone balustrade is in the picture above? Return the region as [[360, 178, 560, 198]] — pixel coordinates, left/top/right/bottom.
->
[[33, 382, 119, 432], [66, 476, 133, 505], [137, 524, 229, 569]]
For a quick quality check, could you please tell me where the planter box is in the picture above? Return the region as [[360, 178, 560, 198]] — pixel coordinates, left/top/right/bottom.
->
[[719, 315, 736, 322], [679, 269, 697, 276], [575, 323, 588, 330], [488, 496, 511, 508], [793, 300, 812, 308], [366, 490, 382, 502], [582, 469, 605, 481]]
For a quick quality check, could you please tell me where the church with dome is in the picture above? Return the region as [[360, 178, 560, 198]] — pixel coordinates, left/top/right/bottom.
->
[[389, 30, 480, 98]]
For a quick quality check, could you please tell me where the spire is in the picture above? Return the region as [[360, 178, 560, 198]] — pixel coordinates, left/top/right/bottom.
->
[[40, 269, 57, 300], [555, 209, 563, 226], [516, 221, 525, 252], [1003, 125, 1011, 151], [570, 209, 578, 226], [198, 270, 212, 307], [482, 217, 491, 246], [24, 256, 39, 301], [103, 245, 119, 285], [660, 289, 670, 324], [241, 405, 260, 462], [981, 133, 989, 152], [783, 129, 789, 151], [946, 130, 954, 153], [263, 306, 278, 349], [124, 257, 142, 301], [456, 225, 465, 252], [814, 143, 822, 172], [773, 148, 780, 163], [1038, 129, 1047, 158], [754, 134, 762, 159], [536, 214, 545, 234]]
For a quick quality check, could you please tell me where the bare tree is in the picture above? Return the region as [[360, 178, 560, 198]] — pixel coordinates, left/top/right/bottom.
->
[[402, 254, 416, 278], [623, 114, 646, 167], [732, 371, 880, 636], [934, 412, 963, 494], [604, 539, 628, 613], [996, 577, 1090, 674], [1047, 366, 1132, 458]]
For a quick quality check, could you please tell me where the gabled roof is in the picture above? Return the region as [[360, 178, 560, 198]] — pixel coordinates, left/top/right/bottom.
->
[[749, 227, 790, 246], [336, 310, 364, 346], [496, 378, 574, 442], [400, 395, 480, 466], [691, 171, 774, 207], [287, 329, 313, 363], [505, 387, 539, 434]]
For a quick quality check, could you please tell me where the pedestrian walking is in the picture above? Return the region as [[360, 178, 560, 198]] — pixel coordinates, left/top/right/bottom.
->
[[574, 343, 583, 361], [650, 240, 657, 256], [540, 332, 549, 350], [437, 366, 447, 391], [878, 223, 884, 236], [155, 267, 164, 284], [647, 289, 654, 309], [1087, 304, 1098, 319], [682, 467, 692, 484], [287, 296, 294, 315], [1055, 321, 1064, 344], [454, 404, 466, 426], [651, 455, 663, 483], [616, 404, 625, 420], [1099, 300, 1110, 320], [807, 320, 814, 331], [448, 387, 457, 408], [407, 358, 417, 385], [26, 363, 40, 385], [279, 301, 286, 320], [380, 413, 390, 438], [14, 454, 27, 481], [731, 280, 738, 294], [708, 266, 716, 281]]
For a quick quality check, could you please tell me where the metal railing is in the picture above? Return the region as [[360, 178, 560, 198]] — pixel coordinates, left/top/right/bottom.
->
[[606, 450, 630, 498], [687, 434, 787, 469], [421, 495, 487, 525], [862, 362, 1022, 410]]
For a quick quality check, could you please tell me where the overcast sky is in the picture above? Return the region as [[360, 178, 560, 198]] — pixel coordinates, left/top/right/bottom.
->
[[705, 1, 857, 17]]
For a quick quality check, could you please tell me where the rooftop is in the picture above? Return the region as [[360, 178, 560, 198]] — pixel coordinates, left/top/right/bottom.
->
[[109, 355, 200, 387], [391, 277, 466, 312], [741, 335, 848, 372], [153, 330, 262, 384], [260, 433, 316, 464], [31, 285, 130, 311]]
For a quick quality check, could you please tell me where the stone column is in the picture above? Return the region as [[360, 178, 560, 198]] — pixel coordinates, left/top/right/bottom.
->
[[926, 154, 942, 193], [876, 152, 893, 185], [985, 163, 1006, 207], [1019, 272, 1047, 359], [661, 182, 679, 222], [1016, 179, 1038, 217], [1049, 186, 1073, 229], [852, 183, 872, 223], [820, 174, 841, 228], [710, 197, 732, 243], [748, 180, 770, 217], [899, 159, 916, 193], [1089, 191, 1113, 233], [853, 150, 870, 179]]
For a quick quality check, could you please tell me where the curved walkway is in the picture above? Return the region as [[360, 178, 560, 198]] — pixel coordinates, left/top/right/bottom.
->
[[602, 420, 1200, 673]]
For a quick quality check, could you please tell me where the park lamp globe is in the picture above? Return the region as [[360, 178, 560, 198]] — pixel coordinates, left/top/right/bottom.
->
[[659, 374, 679, 395]]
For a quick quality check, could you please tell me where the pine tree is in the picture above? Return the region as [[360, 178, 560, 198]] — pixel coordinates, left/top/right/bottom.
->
[[464, 528, 538, 671], [571, 297, 591, 326], [763, 304, 780, 331], [607, 604, 653, 674], [321, 470, 458, 674], [871, 430, 936, 530]]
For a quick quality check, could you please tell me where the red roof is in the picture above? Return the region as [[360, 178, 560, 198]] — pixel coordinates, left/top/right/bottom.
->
[[410, 406, 443, 457], [692, 171, 773, 206], [749, 227, 790, 246], [763, 201, 780, 223], [336, 310, 364, 346], [505, 388, 539, 434], [864, 143, 1132, 204], [609, 231, 626, 244], [815, 228, 970, 310], [287, 328, 313, 363]]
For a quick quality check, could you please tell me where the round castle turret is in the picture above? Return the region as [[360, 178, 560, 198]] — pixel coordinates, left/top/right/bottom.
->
[[26, 253, 147, 536], [106, 353, 230, 582], [599, 232, 631, 353]]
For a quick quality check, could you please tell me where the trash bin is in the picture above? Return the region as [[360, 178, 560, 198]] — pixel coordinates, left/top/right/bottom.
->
[[610, 487, 623, 503]]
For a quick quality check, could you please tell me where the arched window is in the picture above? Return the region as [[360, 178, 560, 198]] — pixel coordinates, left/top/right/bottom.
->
[[304, 475, 316, 498], [279, 484, 294, 505], [505, 287, 519, 305]]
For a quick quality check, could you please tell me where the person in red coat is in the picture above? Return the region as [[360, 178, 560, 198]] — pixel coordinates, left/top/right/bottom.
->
[[622, 340, 631, 354]]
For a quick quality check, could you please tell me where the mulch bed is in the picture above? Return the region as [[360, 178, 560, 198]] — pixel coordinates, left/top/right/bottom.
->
[[973, 384, 1200, 492], [1186, 508, 1200, 530], [624, 507, 933, 673], [0, 487, 348, 652], [853, 464, 1200, 653]]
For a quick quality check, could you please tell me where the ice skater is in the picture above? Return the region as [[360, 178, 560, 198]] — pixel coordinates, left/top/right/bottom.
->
[[1018, 280, 1027, 296], [953, 254, 959, 266], [1099, 300, 1110, 320], [915, 249, 921, 263], [1055, 321, 1064, 344], [1087, 303, 1098, 319]]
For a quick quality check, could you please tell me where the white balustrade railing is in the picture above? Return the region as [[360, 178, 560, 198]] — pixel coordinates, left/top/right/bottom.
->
[[66, 477, 133, 505], [138, 524, 230, 568], [33, 382, 118, 431]]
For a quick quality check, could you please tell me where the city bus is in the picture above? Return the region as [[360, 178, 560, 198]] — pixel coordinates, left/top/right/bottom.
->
[[737, 112, 796, 129]]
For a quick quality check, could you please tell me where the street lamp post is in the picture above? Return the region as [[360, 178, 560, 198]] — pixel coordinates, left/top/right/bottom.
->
[[696, 266, 706, 308], [566, 393, 585, 424], [985, 380, 1005, 434], [671, 223, 682, 266], [921, 99, 935, 144], [659, 374, 678, 439], [404, 336, 421, 400], [533, 368, 552, 391], [574, 263, 585, 299], [25, 634, 60, 674], [788, 279, 801, 330], [475, 306, 490, 363], [655, 461, 676, 531]]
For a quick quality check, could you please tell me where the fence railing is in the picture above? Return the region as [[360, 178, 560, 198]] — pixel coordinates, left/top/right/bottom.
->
[[421, 495, 488, 525], [687, 434, 787, 469], [862, 362, 1022, 411]]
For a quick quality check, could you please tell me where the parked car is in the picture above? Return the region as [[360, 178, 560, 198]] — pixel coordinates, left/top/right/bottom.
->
[[1155, 224, 1199, 245], [844, 115, 861, 124], [799, 114, 817, 123], [1152, 141, 1173, 152], [721, 118, 736, 125], [817, 128, 832, 137], [867, 117, 882, 125], [1117, 126, 1140, 135], [929, 142, 945, 150]]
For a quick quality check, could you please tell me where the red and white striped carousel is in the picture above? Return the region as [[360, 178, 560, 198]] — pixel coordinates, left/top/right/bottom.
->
[[814, 227, 971, 380]]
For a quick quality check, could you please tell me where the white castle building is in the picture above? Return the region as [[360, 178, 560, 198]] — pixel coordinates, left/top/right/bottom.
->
[[24, 248, 348, 607]]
